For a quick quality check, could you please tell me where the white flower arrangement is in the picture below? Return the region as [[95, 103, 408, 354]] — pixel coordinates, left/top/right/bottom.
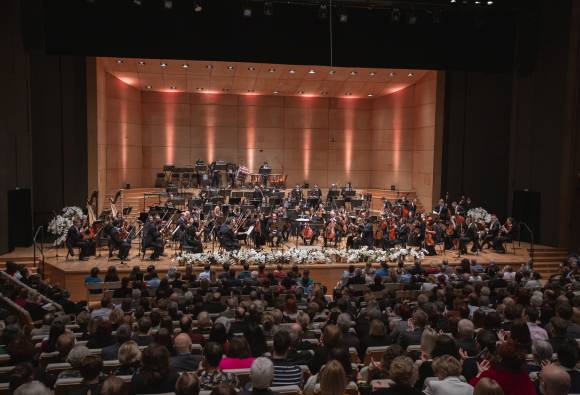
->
[[467, 207, 491, 223], [47, 206, 85, 246], [174, 245, 427, 267]]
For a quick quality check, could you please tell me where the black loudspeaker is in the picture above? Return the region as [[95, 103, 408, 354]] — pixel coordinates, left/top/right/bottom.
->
[[512, 190, 541, 244], [7, 189, 33, 249]]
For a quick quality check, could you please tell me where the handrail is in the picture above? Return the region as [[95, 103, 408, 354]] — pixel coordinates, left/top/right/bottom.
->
[[0, 271, 63, 312]]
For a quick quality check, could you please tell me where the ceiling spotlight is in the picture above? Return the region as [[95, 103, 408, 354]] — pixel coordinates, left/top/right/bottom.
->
[[318, 3, 328, 19], [181, 64, 189, 69], [170, 86, 176, 90], [339, 11, 348, 23], [329, 70, 336, 75], [133, 0, 141, 5], [475, 0, 481, 4], [298, 91, 304, 95], [308, 69, 316, 74], [227, 65, 234, 70], [487, 0, 493, 4], [163, 0, 173, 9], [289, 69, 296, 74], [367, 93, 373, 97], [408, 72, 414, 77], [369, 71, 376, 76], [242, 5, 253, 17], [137, 61, 146, 66], [268, 68, 276, 73], [408, 12, 417, 25], [247, 89, 254, 93], [350, 71, 357, 76], [273, 91, 279, 94], [248, 66, 256, 71], [391, 8, 401, 23], [160, 62, 168, 68], [206, 64, 213, 69], [194, 1, 203, 12], [345, 92, 352, 96], [146, 85, 152, 89], [264, 1, 273, 16], [389, 72, 396, 77], [450, 0, 456, 3]]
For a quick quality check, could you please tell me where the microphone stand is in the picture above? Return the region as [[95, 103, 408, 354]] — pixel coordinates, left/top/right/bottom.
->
[[518, 222, 534, 262], [32, 226, 46, 280]]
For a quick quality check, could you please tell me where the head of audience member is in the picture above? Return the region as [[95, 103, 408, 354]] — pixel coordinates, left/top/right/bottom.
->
[[7, 335, 36, 364], [175, 372, 200, 395], [457, 319, 474, 340], [118, 340, 141, 368], [554, 338, 579, 370], [250, 357, 274, 390], [140, 343, 171, 386], [13, 381, 52, 395], [319, 359, 347, 395], [420, 327, 438, 358], [388, 356, 418, 388], [203, 341, 224, 370], [474, 378, 504, 395], [494, 341, 527, 374], [227, 336, 252, 359], [336, 313, 353, 335], [531, 340, 553, 365], [79, 354, 103, 384], [540, 364, 571, 395], [321, 324, 343, 349], [273, 329, 292, 359], [174, 333, 193, 355], [100, 375, 129, 395], [509, 319, 532, 350], [432, 355, 463, 380], [8, 363, 35, 392], [431, 335, 460, 360], [56, 331, 76, 360], [210, 384, 237, 395]]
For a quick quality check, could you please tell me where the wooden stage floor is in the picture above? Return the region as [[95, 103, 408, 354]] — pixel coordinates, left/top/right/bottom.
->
[[0, 240, 556, 302]]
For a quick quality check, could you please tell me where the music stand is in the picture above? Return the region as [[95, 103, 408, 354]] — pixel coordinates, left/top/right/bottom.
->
[[229, 197, 241, 205], [219, 189, 232, 198], [351, 199, 364, 208]]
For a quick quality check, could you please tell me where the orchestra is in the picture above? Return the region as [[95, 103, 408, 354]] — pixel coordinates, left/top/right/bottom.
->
[[64, 174, 519, 266]]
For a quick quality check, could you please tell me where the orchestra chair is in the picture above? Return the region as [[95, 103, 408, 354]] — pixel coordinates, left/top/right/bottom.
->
[[349, 347, 361, 364], [364, 346, 391, 365], [0, 366, 14, 383], [54, 376, 132, 395], [0, 383, 8, 395], [345, 382, 359, 395], [223, 368, 251, 387], [65, 240, 81, 261]]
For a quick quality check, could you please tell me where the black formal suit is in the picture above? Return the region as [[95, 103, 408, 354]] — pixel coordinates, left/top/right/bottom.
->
[[458, 223, 479, 254], [482, 220, 500, 248], [170, 353, 201, 372], [109, 227, 131, 259], [220, 223, 240, 251], [142, 222, 164, 259], [66, 225, 90, 259]]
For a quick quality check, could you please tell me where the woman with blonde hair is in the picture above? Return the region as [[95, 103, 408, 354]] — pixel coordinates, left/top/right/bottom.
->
[[114, 340, 142, 375], [318, 360, 347, 395], [424, 355, 473, 395], [473, 378, 504, 395]]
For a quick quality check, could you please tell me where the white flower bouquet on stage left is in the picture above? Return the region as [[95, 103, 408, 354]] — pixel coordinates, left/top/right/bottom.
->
[[467, 207, 491, 223], [47, 206, 86, 246]]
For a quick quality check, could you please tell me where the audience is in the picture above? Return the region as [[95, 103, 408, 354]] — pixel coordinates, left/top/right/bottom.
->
[[241, 357, 274, 395], [131, 343, 179, 394], [271, 329, 304, 387], [197, 341, 239, 390]]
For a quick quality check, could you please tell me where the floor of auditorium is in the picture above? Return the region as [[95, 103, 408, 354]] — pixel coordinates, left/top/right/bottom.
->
[[0, 240, 567, 301]]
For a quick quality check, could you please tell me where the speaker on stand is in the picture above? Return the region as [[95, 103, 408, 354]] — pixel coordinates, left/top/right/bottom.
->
[[7, 188, 33, 250]]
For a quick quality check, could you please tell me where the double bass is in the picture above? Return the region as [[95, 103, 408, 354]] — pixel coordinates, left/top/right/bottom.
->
[[325, 219, 336, 241]]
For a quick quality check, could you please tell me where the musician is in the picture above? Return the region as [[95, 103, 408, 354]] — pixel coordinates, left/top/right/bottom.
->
[[458, 217, 479, 256], [66, 219, 92, 261], [181, 219, 203, 254], [291, 184, 303, 202], [173, 211, 191, 242], [362, 218, 374, 249], [301, 222, 316, 246], [482, 213, 500, 249], [451, 201, 464, 216], [433, 199, 449, 221], [195, 159, 206, 187], [252, 214, 265, 250], [267, 213, 282, 246], [251, 186, 263, 207], [259, 161, 271, 187], [109, 219, 131, 260], [219, 218, 240, 251], [200, 185, 213, 200], [226, 162, 237, 187], [311, 184, 322, 198], [493, 217, 514, 253], [142, 216, 164, 260], [396, 218, 410, 247], [424, 222, 437, 256]]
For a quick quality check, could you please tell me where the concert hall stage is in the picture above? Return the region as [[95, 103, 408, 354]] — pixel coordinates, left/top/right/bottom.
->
[[0, 242, 566, 302]]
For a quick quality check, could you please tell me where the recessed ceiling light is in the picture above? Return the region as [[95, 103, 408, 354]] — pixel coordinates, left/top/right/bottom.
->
[[227, 65, 234, 70], [170, 86, 176, 90], [350, 71, 357, 76], [206, 64, 213, 69], [345, 92, 352, 96], [450, 0, 456, 3], [247, 89, 254, 92], [367, 93, 373, 97], [137, 61, 146, 66], [181, 64, 189, 69], [369, 71, 376, 76], [194, 1, 203, 12], [298, 91, 304, 94], [389, 72, 396, 77], [487, 0, 493, 4], [146, 85, 152, 89], [222, 88, 230, 92], [248, 66, 256, 71], [408, 73, 414, 77], [273, 91, 279, 94], [308, 69, 316, 74], [160, 62, 168, 68], [116, 59, 124, 64], [321, 91, 328, 95], [163, 0, 173, 9], [329, 70, 336, 75], [268, 68, 276, 73], [289, 69, 296, 74], [474, 0, 481, 4]]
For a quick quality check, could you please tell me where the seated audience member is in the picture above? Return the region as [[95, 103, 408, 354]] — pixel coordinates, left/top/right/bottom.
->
[[337, 313, 360, 352], [241, 357, 275, 395], [13, 381, 52, 395], [468, 341, 535, 395], [133, 317, 153, 346], [318, 360, 348, 395], [101, 375, 129, 395], [371, 356, 423, 395], [304, 347, 357, 395], [398, 310, 427, 350], [360, 319, 391, 359], [55, 331, 76, 363], [210, 384, 238, 395], [114, 340, 142, 376], [311, 324, 343, 374], [424, 355, 473, 395], [171, 333, 202, 372], [539, 364, 571, 395], [59, 345, 91, 379], [456, 319, 477, 356], [197, 341, 240, 390], [271, 329, 304, 387], [528, 340, 553, 374], [91, 298, 113, 320], [552, 338, 580, 393], [417, 334, 461, 390], [102, 323, 131, 361], [8, 363, 35, 392], [473, 378, 505, 395], [131, 343, 179, 394], [68, 355, 104, 395], [86, 319, 116, 349], [219, 336, 255, 369], [175, 372, 201, 395]]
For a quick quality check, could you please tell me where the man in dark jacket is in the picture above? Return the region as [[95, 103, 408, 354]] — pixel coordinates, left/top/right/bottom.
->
[[170, 333, 202, 372], [102, 324, 132, 361]]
